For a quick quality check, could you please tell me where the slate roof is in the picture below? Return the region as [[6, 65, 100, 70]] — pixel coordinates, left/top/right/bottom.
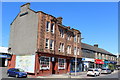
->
[[81, 43, 116, 56]]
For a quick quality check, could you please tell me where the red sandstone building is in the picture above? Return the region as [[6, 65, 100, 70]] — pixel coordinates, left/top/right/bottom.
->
[[8, 3, 82, 76]]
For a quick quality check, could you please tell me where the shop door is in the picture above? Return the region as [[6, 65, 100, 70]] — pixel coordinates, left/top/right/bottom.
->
[[0, 58, 6, 67], [52, 62, 56, 74]]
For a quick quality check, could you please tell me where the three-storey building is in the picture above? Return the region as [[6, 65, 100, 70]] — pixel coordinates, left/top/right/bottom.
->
[[8, 3, 82, 76]]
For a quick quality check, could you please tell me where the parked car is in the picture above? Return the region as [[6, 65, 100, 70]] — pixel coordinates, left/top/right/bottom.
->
[[118, 66, 120, 70], [96, 68, 102, 73], [7, 68, 27, 78], [87, 68, 100, 77], [101, 68, 111, 74]]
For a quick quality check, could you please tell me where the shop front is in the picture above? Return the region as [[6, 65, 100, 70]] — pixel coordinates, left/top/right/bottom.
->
[[103, 60, 110, 68], [0, 53, 11, 67], [82, 58, 94, 71], [8, 53, 71, 76], [109, 61, 117, 70], [70, 58, 82, 72], [95, 59, 104, 68]]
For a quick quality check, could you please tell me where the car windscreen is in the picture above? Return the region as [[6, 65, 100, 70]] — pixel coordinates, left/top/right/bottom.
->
[[16, 69, 25, 72], [102, 69, 106, 70], [88, 70, 93, 71]]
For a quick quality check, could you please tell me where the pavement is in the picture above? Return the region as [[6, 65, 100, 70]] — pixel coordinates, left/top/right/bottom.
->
[[35, 70, 119, 78]]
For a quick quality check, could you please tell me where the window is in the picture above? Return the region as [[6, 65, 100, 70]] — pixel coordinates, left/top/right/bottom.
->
[[67, 33, 71, 40], [50, 40, 54, 50], [59, 43, 64, 52], [77, 48, 79, 55], [58, 58, 66, 69], [74, 35, 77, 42], [60, 29, 64, 38], [20, 12, 28, 17], [77, 36, 80, 43], [74, 47, 77, 55], [67, 46, 71, 54], [46, 21, 50, 32], [40, 56, 50, 70], [45, 39, 49, 49], [51, 23, 55, 33]]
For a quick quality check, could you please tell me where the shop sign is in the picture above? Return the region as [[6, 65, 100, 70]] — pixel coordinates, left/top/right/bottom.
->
[[110, 61, 117, 64], [0, 54, 11, 58], [82, 58, 94, 62], [104, 61, 110, 64], [95, 59, 104, 64]]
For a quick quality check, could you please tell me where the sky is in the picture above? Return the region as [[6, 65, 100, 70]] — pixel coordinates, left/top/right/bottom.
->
[[2, 2, 118, 55]]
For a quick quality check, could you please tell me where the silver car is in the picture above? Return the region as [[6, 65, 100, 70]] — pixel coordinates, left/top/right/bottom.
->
[[101, 68, 111, 74]]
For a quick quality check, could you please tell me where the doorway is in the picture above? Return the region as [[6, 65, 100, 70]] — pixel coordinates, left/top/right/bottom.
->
[[52, 62, 56, 74]]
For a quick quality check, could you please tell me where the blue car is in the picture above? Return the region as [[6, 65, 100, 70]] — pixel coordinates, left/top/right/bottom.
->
[[7, 68, 27, 78]]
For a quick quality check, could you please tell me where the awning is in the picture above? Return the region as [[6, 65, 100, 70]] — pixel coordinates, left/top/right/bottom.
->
[[110, 61, 117, 64], [104, 61, 110, 64], [95, 59, 104, 64]]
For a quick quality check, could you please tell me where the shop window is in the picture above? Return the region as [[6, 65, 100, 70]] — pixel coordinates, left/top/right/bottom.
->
[[58, 58, 66, 69], [40, 56, 50, 70]]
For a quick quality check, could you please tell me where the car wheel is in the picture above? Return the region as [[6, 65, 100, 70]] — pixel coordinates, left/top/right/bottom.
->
[[15, 74, 19, 78], [98, 73, 100, 76]]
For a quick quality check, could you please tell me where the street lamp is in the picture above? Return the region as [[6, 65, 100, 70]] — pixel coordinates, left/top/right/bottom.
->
[[75, 36, 84, 76]]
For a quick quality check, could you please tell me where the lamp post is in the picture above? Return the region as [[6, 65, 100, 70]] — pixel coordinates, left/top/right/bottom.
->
[[75, 36, 84, 76]]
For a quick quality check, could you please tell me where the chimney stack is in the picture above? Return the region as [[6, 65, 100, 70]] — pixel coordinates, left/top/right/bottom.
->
[[94, 44, 98, 47], [20, 3, 30, 12], [57, 17, 63, 24]]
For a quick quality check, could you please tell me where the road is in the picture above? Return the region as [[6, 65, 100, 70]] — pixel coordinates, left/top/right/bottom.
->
[[1, 67, 120, 79], [69, 70, 119, 78]]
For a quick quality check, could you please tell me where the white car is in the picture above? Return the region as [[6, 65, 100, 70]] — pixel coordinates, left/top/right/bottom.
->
[[87, 68, 100, 77], [96, 68, 102, 73]]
